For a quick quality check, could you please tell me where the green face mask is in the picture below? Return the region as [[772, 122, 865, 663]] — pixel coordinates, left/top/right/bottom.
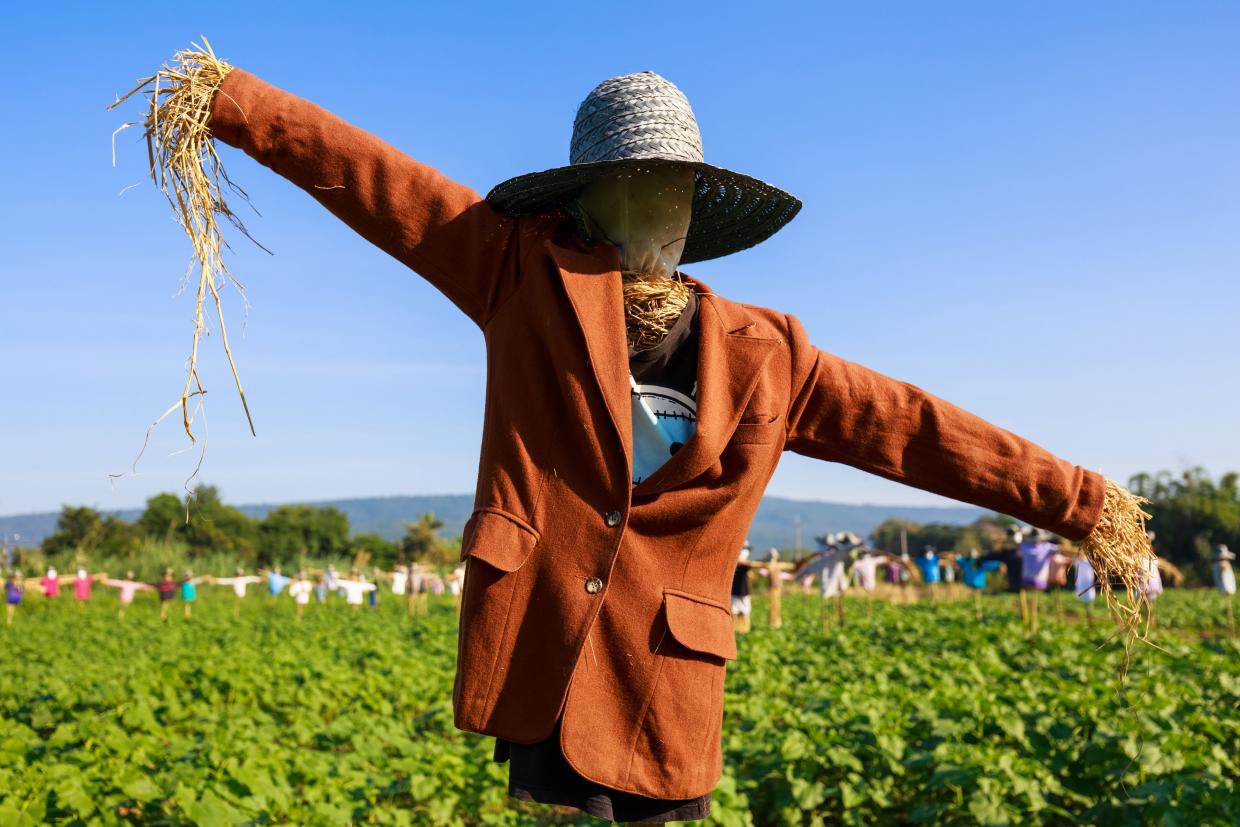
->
[[575, 166, 694, 278]]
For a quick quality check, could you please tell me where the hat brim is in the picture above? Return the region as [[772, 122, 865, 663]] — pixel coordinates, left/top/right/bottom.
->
[[485, 158, 801, 264]]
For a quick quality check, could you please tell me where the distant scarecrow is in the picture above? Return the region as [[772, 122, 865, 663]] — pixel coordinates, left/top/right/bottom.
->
[[114, 40, 1156, 822]]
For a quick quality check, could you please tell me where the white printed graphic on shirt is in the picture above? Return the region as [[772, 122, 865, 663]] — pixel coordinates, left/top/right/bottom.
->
[[631, 376, 697, 485]]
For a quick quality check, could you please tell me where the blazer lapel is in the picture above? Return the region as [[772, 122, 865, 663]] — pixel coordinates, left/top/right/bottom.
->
[[635, 293, 780, 494], [547, 239, 633, 473]]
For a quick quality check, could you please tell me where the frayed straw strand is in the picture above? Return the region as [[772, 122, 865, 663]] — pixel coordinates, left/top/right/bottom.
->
[[107, 36, 261, 458], [1079, 479, 1158, 651]]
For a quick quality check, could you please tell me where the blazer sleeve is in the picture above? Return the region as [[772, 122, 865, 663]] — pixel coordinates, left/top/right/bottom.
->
[[782, 314, 1106, 540], [208, 68, 520, 327]]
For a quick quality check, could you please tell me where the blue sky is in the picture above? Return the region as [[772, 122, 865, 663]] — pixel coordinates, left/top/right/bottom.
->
[[1, 1, 1237, 517]]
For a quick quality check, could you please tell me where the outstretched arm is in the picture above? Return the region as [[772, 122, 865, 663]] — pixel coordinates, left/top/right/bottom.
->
[[783, 315, 1105, 541], [208, 69, 521, 326]]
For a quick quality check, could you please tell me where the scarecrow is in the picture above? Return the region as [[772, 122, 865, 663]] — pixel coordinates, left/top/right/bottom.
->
[[1214, 544, 1236, 634], [729, 543, 754, 634], [4, 571, 23, 626], [288, 571, 314, 621], [39, 567, 64, 601], [958, 548, 1001, 620], [73, 567, 102, 607], [1214, 544, 1237, 596], [102, 571, 154, 622], [1018, 527, 1062, 636], [991, 526, 1025, 590], [847, 545, 895, 619], [180, 570, 200, 619], [153, 568, 184, 621], [214, 569, 262, 618], [1073, 552, 1100, 625], [114, 41, 1157, 822], [1136, 530, 1164, 604], [803, 532, 861, 629], [850, 548, 885, 594], [266, 567, 291, 600], [915, 545, 943, 602], [336, 570, 377, 609]]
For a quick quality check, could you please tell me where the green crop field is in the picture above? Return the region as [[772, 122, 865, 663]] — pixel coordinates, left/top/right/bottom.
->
[[1, 590, 1237, 826]]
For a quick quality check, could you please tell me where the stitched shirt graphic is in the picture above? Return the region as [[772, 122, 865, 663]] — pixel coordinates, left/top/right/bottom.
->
[[631, 378, 697, 485], [627, 288, 700, 487]]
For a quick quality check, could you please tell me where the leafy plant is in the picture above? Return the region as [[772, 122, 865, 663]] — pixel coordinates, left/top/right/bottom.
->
[[0, 588, 1235, 825]]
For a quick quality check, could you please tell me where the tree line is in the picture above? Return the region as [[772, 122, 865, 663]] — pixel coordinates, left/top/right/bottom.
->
[[27, 485, 459, 573], [868, 468, 1239, 587], [18, 468, 1237, 586]]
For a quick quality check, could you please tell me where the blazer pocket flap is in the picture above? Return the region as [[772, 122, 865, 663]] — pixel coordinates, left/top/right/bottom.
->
[[731, 413, 784, 445], [460, 509, 539, 572], [663, 589, 737, 660]]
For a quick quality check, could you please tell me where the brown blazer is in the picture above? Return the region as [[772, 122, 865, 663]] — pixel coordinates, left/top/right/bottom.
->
[[209, 69, 1106, 800]]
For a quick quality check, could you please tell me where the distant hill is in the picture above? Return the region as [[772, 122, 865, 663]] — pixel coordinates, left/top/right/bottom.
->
[[1, 494, 983, 552]]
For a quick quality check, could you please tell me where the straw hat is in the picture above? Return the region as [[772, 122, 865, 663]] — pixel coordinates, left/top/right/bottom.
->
[[486, 71, 801, 264], [1216, 544, 1236, 561]]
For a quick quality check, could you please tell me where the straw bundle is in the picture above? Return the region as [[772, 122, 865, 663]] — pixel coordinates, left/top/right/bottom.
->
[[621, 273, 692, 352], [1078, 479, 1157, 642], [108, 37, 256, 451]]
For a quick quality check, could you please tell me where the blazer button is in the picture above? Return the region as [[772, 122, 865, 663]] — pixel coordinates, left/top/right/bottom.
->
[[585, 577, 604, 594], [605, 510, 622, 527]]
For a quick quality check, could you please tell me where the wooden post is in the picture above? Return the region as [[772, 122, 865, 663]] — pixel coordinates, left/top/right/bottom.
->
[[769, 566, 782, 629], [836, 594, 846, 627], [1054, 589, 1064, 624], [1227, 595, 1235, 636], [1019, 589, 1028, 628], [974, 590, 982, 622], [762, 555, 793, 630], [1030, 591, 1039, 637]]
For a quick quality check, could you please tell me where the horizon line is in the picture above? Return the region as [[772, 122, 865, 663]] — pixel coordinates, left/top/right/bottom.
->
[[0, 491, 986, 521]]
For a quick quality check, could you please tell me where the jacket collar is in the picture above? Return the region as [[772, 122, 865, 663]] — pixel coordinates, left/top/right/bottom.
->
[[547, 237, 632, 475], [547, 239, 779, 494]]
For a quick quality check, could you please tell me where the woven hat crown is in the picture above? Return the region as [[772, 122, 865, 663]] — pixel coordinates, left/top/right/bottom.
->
[[570, 72, 704, 166]]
